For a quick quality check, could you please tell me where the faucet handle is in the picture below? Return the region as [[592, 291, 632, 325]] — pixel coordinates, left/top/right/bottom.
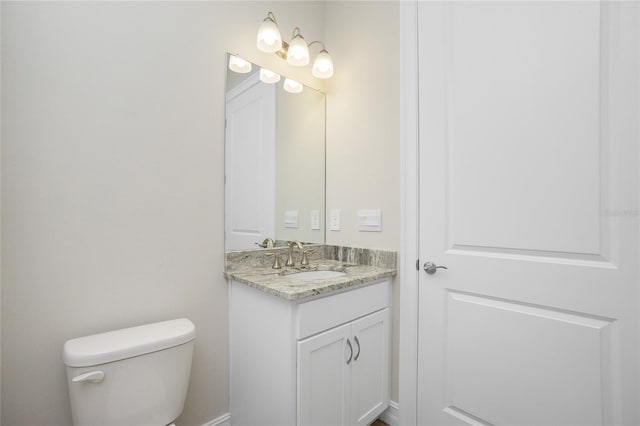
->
[[301, 249, 314, 267], [255, 238, 275, 249], [266, 253, 282, 269]]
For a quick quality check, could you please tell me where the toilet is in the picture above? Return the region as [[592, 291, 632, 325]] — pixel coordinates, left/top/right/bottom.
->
[[63, 318, 196, 426]]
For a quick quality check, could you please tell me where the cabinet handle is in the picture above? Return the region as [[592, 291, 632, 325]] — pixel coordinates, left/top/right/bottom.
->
[[354, 336, 361, 361], [346, 338, 353, 365]]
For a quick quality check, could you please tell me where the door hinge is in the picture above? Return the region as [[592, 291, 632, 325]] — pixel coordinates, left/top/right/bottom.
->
[[416, 259, 419, 270]]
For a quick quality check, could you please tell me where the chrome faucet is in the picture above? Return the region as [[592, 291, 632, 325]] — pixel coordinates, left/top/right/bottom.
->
[[255, 238, 275, 249], [286, 240, 305, 267]]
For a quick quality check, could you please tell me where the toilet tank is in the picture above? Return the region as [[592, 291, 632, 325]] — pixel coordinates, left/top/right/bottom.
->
[[63, 318, 196, 426]]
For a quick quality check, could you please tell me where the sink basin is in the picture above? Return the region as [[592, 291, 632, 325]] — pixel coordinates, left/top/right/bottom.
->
[[286, 270, 346, 280]]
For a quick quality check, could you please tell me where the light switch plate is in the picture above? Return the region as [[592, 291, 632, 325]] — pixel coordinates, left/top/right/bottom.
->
[[358, 209, 382, 232], [284, 210, 299, 228], [310, 210, 321, 230], [330, 209, 341, 231]]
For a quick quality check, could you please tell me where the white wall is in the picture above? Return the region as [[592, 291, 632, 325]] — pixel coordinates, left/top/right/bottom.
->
[[276, 87, 326, 243], [1, 1, 401, 423], [324, 0, 401, 401], [325, 1, 400, 250], [0, 2, 325, 425]]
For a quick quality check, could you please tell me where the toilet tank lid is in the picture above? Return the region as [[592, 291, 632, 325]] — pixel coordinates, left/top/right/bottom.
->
[[63, 318, 195, 367]]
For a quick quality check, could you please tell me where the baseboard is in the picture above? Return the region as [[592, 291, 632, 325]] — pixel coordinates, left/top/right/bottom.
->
[[201, 413, 231, 426], [201, 403, 397, 426], [379, 400, 399, 426]]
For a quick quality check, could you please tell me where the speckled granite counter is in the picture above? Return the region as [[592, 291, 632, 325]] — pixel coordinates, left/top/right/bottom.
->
[[225, 245, 396, 302]]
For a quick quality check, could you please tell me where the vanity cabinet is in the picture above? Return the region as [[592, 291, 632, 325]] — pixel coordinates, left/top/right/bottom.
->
[[230, 278, 391, 426], [298, 309, 389, 426]]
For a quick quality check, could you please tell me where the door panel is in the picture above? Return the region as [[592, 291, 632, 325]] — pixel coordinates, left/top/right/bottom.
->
[[446, 291, 614, 426], [446, 1, 601, 255], [225, 75, 276, 250], [417, 2, 638, 425]]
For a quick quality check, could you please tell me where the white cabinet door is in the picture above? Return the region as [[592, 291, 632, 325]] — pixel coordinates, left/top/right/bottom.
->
[[298, 322, 351, 426], [350, 310, 389, 426], [298, 309, 390, 426], [416, 2, 639, 425]]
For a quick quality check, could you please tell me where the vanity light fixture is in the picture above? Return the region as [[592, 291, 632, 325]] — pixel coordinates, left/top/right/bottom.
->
[[260, 67, 281, 84], [283, 78, 303, 94], [256, 11, 334, 79], [228, 55, 252, 74], [286, 27, 309, 66], [310, 43, 334, 79], [256, 12, 283, 53]]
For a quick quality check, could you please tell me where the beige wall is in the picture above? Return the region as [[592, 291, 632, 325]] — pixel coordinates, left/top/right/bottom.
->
[[325, 0, 401, 401], [1, 1, 401, 424], [0, 2, 325, 425], [276, 87, 326, 243]]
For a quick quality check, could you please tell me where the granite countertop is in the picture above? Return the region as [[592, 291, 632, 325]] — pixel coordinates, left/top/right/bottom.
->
[[225, 258, 396, 302]]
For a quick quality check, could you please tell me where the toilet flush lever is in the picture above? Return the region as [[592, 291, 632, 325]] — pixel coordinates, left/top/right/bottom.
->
[[72, 370, 105, 384]]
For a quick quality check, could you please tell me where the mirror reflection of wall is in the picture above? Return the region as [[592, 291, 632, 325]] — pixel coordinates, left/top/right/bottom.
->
[[224, 54, 325, 251]]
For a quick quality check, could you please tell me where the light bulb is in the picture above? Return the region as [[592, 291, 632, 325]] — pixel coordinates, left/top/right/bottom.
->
[[257, 15, 282, 53], [287, 34, 309, 66], [228, 55, 252, 74], [312, 49, 334, 79], [283, 78, 303, 94], [260, 68, 281, 84], [263, 32, 276, 45]]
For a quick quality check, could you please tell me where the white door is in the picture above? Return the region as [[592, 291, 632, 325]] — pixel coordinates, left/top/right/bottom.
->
[[298, 322, 351, 426], [225, 73, 276, 250], [417, 2, 639, 425], [350, 310, 390, 426]]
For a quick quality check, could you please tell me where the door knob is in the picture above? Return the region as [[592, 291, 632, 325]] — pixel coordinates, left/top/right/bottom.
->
[[423, 261, 447, 275]]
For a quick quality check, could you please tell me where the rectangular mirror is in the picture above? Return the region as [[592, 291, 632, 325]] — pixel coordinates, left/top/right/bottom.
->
[[225, 54, 326, 251]]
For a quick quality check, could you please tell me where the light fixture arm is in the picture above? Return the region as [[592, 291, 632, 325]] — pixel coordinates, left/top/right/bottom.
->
[[291, 27, 303, 39], [307, 41, 326, 51], [266, 11, 278, 25]]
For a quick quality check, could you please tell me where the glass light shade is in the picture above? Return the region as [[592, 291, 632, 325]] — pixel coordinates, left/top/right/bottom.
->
[[287, 35, 310, 66], [260, 68, 281, 84], [283, 78, 303, 94], [256, 17, 282, 53], [228, 55, 252, 74], [312, 50, 334, 79]]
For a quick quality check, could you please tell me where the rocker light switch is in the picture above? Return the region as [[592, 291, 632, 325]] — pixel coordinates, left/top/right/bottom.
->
[[357, 209, 382, 232], [284, 211, 299, 228], [310, 210, 321, 230], [330, 209, 341, 231]]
